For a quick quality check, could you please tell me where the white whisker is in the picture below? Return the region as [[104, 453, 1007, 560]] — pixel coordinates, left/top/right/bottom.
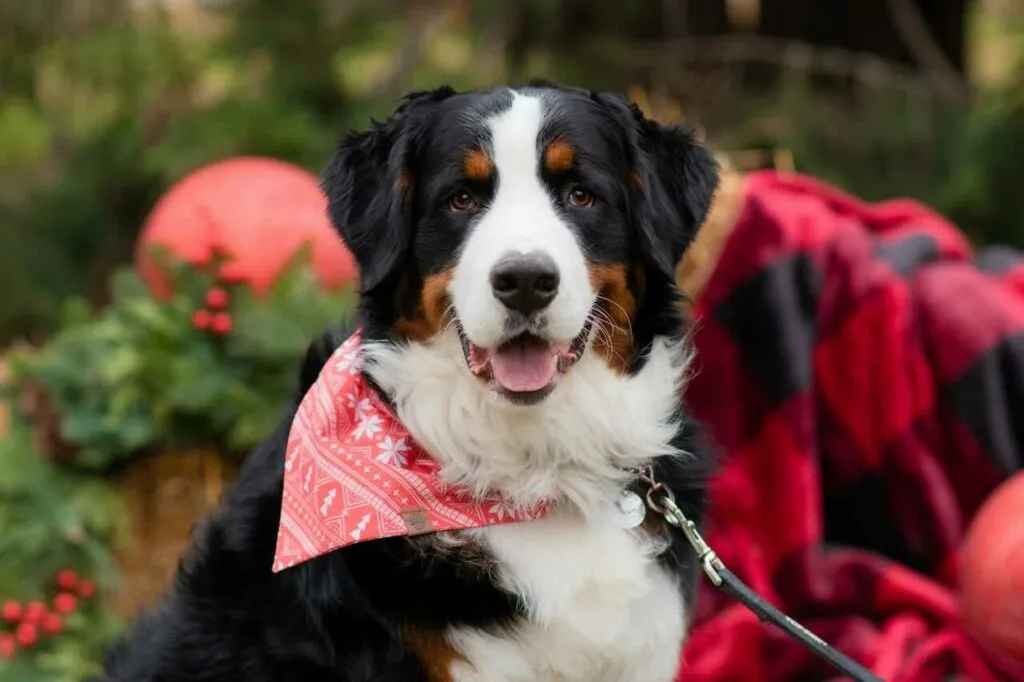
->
[[595, 294, 634, 341]]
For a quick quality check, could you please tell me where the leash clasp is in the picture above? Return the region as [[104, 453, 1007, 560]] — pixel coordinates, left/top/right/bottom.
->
[[661, 496, 724, 587], [634, 466, 723, 586], [631, 465, 884, 682]]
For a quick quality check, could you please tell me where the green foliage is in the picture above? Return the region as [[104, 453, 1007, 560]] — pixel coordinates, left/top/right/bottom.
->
[[0, 251, 352, 679], [0, 97, 52, 173], [932, 85, 1024, 246], [145, 96, 336, 180], [0, 422, 126, 682], [35, 19, 205, 141], [0, 6, 345, 343], [713, 74, 1024, 247], [9, 250, 354, 472], [219, 0, 351, 120]]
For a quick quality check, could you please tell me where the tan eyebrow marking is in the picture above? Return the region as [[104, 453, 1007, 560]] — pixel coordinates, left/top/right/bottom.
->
[[462, 149, 494, 181], [543, 139, 575, 174]]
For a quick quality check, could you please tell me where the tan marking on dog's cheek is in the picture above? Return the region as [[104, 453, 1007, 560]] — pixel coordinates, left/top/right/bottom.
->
[[402, 626, 462, 682], [393, 270, 454, 341], [587, 263, 637, 374], [397, 170, 413, 192], [462, 149, 494, 182], [543, 139, 575, 174]]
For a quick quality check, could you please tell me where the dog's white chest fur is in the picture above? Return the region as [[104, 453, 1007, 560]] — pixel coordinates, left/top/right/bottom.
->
[[449, 508, 685, 682], [365, 331, 692, 681]]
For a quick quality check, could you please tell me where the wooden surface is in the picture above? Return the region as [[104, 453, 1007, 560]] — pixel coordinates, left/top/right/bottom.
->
[[111, 449, 239, 617]]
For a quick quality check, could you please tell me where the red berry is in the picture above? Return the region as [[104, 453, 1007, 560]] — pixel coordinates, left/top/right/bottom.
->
[[40, 612, 62, 635], [15, 623, 37, 648], [53, 593, 76, 614], [56, 569, 78, 591], [22, 601, 45, 624], [1, 601, 22, 624], [0, 633, 14, 660], [205, 287, 229, 309], [217, 263, 246, 284], [77, 579, 95, 599], [210, 312, 233, 335], [192, 309, 211, 330]]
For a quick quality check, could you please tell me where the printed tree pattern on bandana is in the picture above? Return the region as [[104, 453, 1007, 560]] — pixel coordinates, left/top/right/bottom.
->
[[274, 333, 545, 572]]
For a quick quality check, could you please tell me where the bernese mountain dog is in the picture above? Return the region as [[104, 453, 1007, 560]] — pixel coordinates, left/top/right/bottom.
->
[[99, 82, 720, 682]]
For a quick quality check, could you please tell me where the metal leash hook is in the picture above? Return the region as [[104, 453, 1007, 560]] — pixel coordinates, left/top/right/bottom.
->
[[635, 467, 884, 682]]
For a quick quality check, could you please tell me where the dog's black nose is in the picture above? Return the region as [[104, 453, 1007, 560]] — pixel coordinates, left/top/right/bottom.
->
[[490, 251, 560, 315]]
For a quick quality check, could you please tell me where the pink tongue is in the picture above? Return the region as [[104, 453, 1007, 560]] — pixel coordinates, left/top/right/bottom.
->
[[490, 345, 558, 392]]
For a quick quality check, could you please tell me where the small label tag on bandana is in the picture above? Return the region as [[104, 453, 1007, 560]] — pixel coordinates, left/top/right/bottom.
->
[[401, 508, 434, 535], [615, 490, 647, 529]]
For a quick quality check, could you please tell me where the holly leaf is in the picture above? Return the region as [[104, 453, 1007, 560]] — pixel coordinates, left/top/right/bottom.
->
[[227, 300, 314, 361], [163, 343, 233, 414], [108, 268, 150, 303]]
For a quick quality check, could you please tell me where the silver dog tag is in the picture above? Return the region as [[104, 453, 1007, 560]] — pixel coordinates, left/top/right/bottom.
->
[[615, 490, 647, 529]]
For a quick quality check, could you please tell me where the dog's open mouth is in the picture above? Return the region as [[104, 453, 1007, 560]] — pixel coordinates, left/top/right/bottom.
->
[[456, 321, 592, 404]]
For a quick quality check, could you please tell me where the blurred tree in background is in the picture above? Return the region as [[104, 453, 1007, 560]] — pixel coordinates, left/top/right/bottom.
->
[[0, 0, 1022, 344]]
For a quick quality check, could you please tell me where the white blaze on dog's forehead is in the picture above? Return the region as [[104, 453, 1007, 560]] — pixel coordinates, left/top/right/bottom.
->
[[487, 93, 544, 201], [449, 92, 594, 348]]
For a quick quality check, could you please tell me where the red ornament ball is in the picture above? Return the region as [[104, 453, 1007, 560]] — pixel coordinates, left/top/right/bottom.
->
[[960, 471, 1024, 662], [136, 157, 358, 299], [40, 612, 62, 635], [52, 593, 77, 615], [205, 287, 229, 310], [1, 601, 22, 624], [22, 601, 45, 624], [56, 569, 78, 591], [15, 623, 37, 648], [77, 579, 96, 599], [0, 633, 15, 660]]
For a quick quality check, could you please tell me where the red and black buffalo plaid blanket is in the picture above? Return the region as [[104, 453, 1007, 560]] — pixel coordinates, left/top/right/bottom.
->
[[679, 171, 1024, 682]]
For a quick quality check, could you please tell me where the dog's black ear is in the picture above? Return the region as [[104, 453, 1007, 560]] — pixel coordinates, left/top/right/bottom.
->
[[322, 87, 456, 295], [596, 93, 719, 284], [633, 117, 719, 279]]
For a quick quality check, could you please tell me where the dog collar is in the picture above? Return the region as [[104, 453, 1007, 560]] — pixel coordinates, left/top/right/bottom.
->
[[272, 332, 546, 572]]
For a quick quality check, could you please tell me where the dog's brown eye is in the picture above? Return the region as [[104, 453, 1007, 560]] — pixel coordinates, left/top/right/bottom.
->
[[567, 186, 595, 208], [449, 190, 477, 212]]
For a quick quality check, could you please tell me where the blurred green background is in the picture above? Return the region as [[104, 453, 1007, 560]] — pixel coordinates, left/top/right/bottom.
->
[[0, 0, 1022, 344]]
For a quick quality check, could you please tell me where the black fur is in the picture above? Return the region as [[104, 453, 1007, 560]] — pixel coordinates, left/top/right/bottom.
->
[[97, 83, 718, 682]]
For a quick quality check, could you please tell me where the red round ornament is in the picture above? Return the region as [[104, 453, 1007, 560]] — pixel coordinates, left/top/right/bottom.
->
[[136, 157, 358, 298], [56, 569, 78, 591], [52, 593, 77, 615], [960, 471, 1024, 662], [1, 601, 22, 624], [0, 633, 14, 660], [15, 623, 37, 648]]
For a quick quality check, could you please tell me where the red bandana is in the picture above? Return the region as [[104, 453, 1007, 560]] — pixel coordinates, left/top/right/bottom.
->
[[273, 332, 546, 572]]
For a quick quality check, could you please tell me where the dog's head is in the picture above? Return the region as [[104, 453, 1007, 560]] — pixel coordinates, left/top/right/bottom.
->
[[325, 83, 718, 406]]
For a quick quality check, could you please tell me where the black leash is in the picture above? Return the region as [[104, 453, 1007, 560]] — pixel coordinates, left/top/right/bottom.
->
[[636, 467, 884, 682]]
